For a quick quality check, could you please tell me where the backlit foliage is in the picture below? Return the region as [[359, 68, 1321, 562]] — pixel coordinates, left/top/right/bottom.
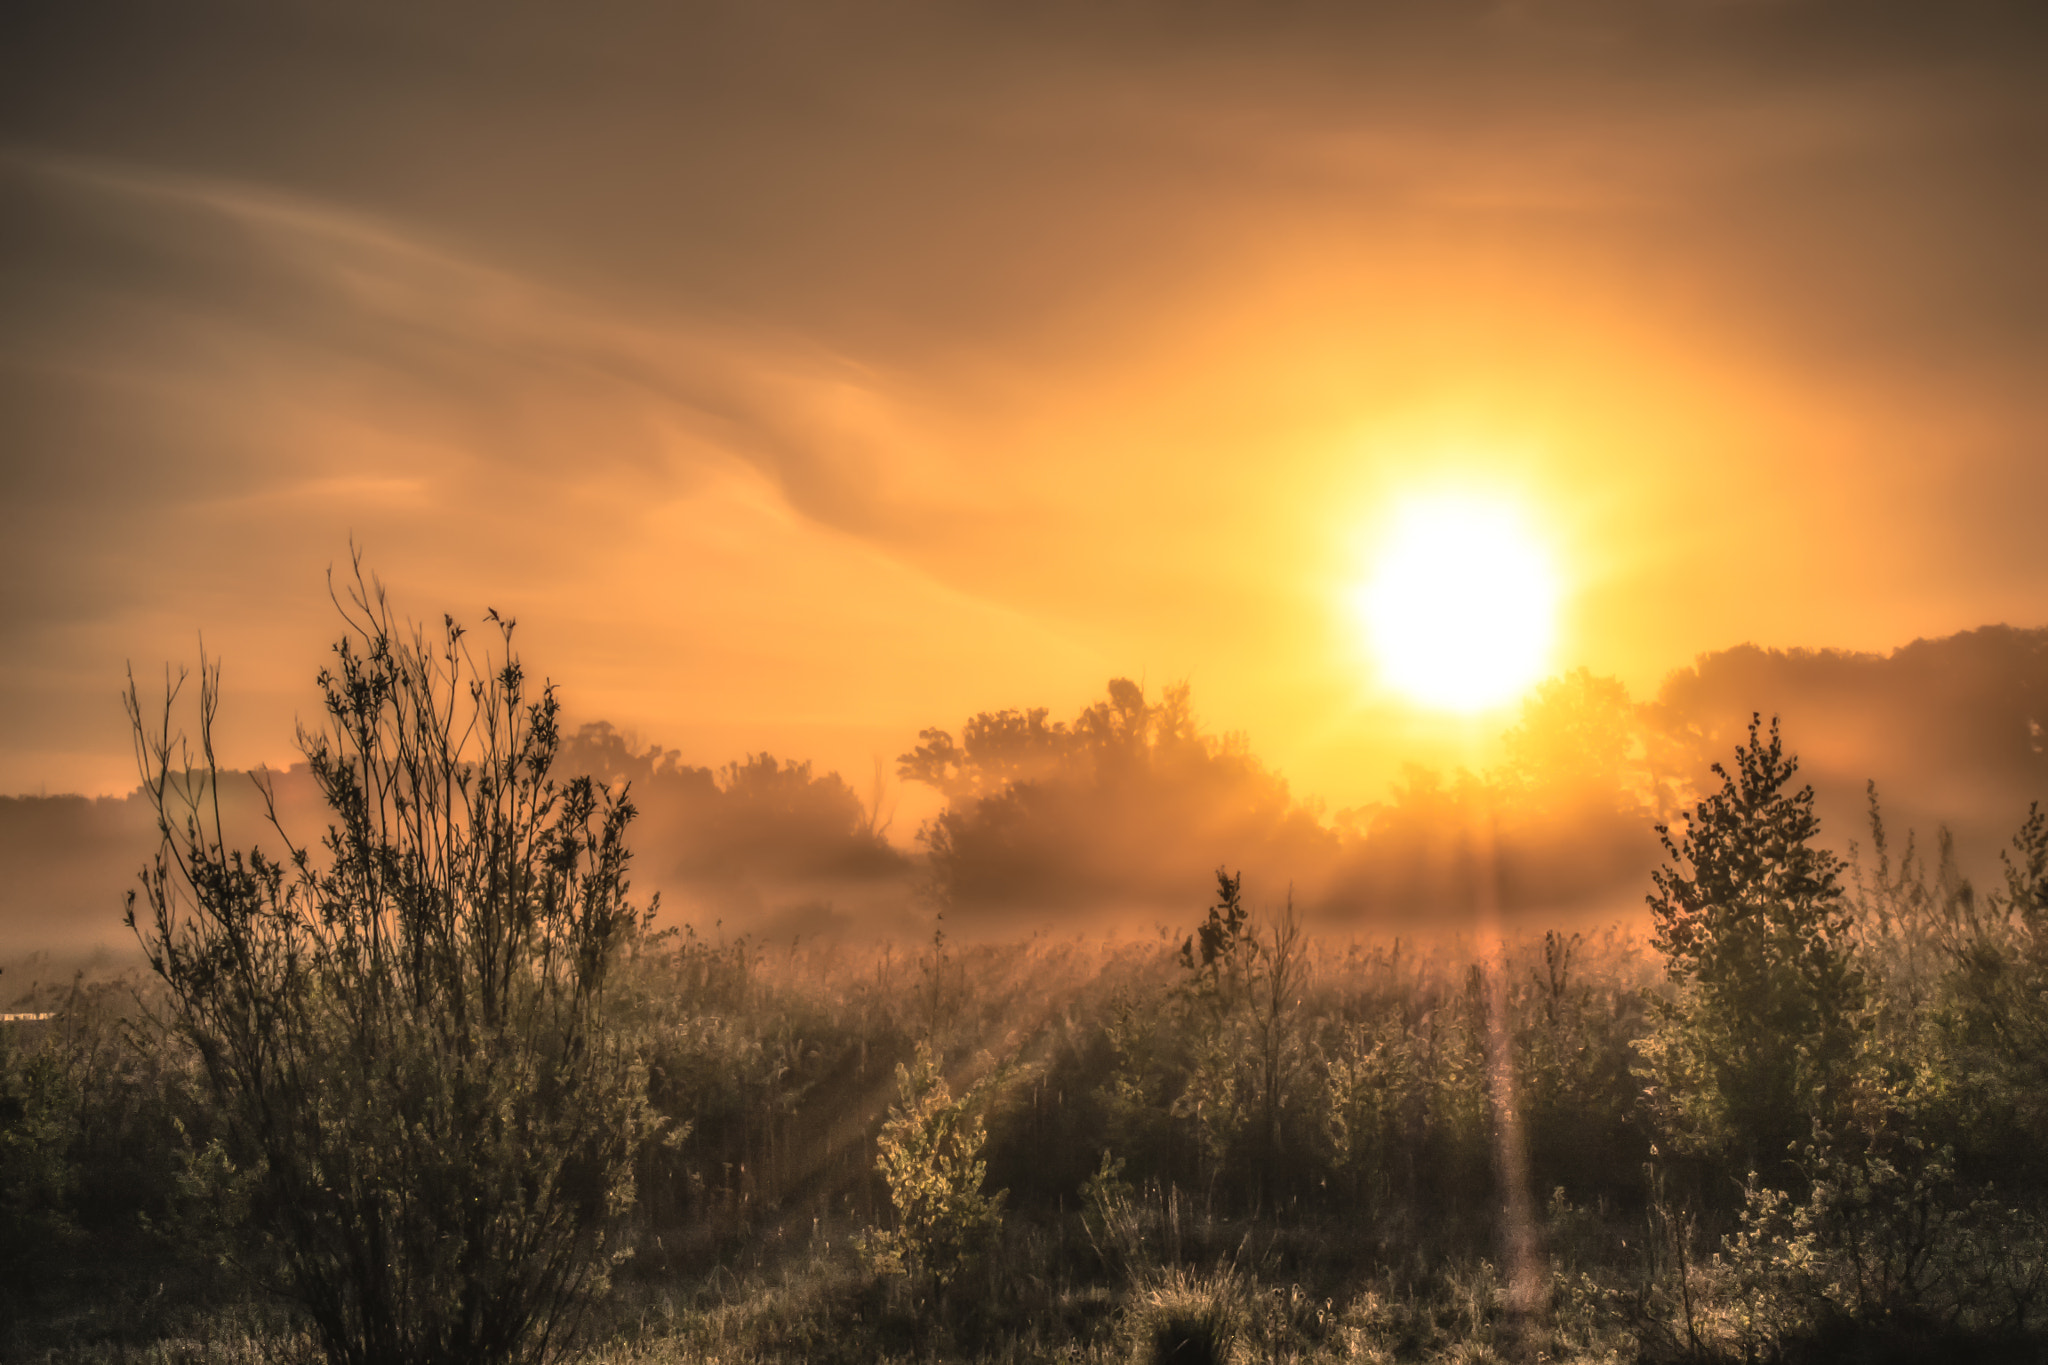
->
[[863, 1042, 1007, 1288], [122, 569, 660, 1365], [1641, 713, 1864, 1178], [10, 644, 2048, 1364]]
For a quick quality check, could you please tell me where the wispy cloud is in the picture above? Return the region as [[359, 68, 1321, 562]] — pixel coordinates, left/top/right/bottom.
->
[[3, 0, 2047, 810]]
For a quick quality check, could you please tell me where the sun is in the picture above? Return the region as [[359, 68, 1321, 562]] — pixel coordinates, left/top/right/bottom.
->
[[1353, 495, 1559, 713]]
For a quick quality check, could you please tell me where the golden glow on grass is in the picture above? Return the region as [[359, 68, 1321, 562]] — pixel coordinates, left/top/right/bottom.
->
[[1355, 494, 1559, 713]]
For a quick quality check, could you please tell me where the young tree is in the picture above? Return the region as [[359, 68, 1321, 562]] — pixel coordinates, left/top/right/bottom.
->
[[866, 1041, 1007, 1289], [1931, 802, 2048, 1157], [127, 567, 660, 1365], [1170, 870, 1310, 1210], [1641, 714, 1863, 1180]]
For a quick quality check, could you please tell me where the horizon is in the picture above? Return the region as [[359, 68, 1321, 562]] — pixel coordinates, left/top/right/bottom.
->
[[9, 619, 2047, 958], [10, 614, 2040, 808]]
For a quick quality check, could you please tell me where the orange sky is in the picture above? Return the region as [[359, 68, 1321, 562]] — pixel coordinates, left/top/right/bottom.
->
[[4, 2, 2047, 815]]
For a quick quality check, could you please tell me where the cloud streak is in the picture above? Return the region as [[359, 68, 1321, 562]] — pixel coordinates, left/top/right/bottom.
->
[[3, 0, 2047, 814]]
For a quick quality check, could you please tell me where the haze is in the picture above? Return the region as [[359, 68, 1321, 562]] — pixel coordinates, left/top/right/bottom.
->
[[5, 2, 2048, 950]]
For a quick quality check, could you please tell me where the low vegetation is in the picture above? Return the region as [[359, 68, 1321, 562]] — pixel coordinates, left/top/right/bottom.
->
[[6, 592, 2048, 1363]]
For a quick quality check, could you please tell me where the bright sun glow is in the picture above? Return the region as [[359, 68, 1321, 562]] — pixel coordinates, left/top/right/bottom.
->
[[1354, 495, 1559, 713]]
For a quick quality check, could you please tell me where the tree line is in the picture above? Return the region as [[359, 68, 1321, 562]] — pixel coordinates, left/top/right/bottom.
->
[[5, 578, 2048, 1362]]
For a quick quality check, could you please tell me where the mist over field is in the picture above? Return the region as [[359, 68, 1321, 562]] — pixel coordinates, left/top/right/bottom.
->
[[9, 2, 2048, 1361], [11, 608, 2048, 1364], [8, 625, 2046, 964]]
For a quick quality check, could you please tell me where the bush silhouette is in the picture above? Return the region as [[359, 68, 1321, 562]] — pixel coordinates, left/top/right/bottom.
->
[[1641, 714, 1863, 1179], [126, 566, 660, 1365]]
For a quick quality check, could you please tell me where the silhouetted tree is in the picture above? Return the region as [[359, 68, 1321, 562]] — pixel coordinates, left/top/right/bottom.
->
[[127, 566, 659, 1365], [556, 727, 910, 928], [901, 681, 1335, 923], [1640, 714, 1863, 1180]]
